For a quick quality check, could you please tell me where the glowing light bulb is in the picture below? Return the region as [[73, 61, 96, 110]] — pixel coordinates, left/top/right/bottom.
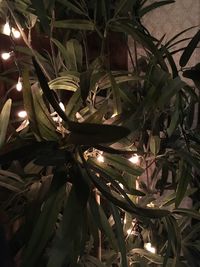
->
[[16, 79, 22, 91], [129, 154, 140, 164], [119, 183, 124, 189], [18, 110, 27, 118], [1, 52, 11, 60], [12, 28, 20, 38], [147, 202, 155, 208], [97, 154, 104, 163], [111, 113, 117, 118], [59, 102, 65, 111], [3, 22, 11, 35], [127, 229, 132, 235], [144, 243, 156, 254]]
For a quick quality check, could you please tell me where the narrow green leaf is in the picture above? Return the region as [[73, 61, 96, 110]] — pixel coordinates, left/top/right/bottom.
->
[[22, 171, 66, 267], [175, 162, 191, 208], [111, 204, 128, 267], [57, 0, 86, 15], [173, 209, 200, 220], [65, 88, 82, 120], [131, 248, 163, 264], [85, 101, 108, 123], [180, 30, 200, 67], [54, 19, 95, 31], [51, 38, 69, 66], [48, 164, 89, 267], [66, 122, 130, 145], [32, 58, 69, 123], [32, 0, 50, 33], [150, 135, 160, 155], [0, 99, 12, 149], [89, 196, 118, 251], [66, 39, 83, 71], [103, 153, 143, 176], [109, 72, 122, 115]]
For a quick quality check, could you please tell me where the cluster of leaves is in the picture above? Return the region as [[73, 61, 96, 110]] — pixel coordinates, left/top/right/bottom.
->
[[0, 0, 200, 266]]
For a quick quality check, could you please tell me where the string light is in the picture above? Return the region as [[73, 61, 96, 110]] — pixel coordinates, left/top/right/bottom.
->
[[127, 229, 132, 235], [1, 52, 11, 60], [97, 154, 104, 163], [59, 102, 65, 111], [129, 154, 140, 164], [18, 110, 27, 119], [16, 78, 22, 91], [3, 22, 11, 35], [3, 22, 21, 38], [111, 113, 117, 118], [144, 243, 156, 254], [119, 183, 124, 189], [147, 202, 155, 208], [12, 28, 21, 39]]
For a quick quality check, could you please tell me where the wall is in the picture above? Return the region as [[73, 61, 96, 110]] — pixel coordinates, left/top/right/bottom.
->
[[128, 0, 200, 68]]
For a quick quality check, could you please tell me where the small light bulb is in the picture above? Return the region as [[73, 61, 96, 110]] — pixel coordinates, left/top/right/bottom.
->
[[59, 102, 65, 111], [144, 243, 156, 254], [16, 80, 22, 91], [129, 154, 140, 164], [127, 229, 132, 235], [147, 202, 155, 208], [1, 52, 11, 60], [111, 113, 117, 118], [12, 28, 20, 39], [119, 183, 124, 189], [18, 110, 27, 118], [3, 22, 11, 35], [97, 154, 104, 163]]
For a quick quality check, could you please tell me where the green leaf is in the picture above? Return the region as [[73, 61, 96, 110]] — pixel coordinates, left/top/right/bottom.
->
[[22, 68, 42, 140], [88, 158, 144, 196], [65, 88, 82, 120], [110, 204, 128, 267], [32, 0, 50, 33], [66, 122, 130, 145], [22, 169, 66, 267], [103, 153, 143, 176], [109, 72, 122, 115], [173, 209, 200, 220], [167, 98, 180, 137], [157, 77, 185, 108], [165, 26, 198, 48], [80, 70, 92, 102], [180, 30, 200, 67], [32, 58, 69, 123], [54, 19, 95, 31], [89, 196, 118, 251], [57, 0, 86, 15], [49, 75, 79, 92], [51, 38, 69, 66], [85, 101, 108, 123], [150, 135, 160, 155], [0, 99, 12, 149], [175, 162, 191, 208], [114, 0, 130, 17], [111, 21, 168, 71], [48, 164, 89, 267], [66, 39, 83, 71], [130, 248, 164, 264]]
